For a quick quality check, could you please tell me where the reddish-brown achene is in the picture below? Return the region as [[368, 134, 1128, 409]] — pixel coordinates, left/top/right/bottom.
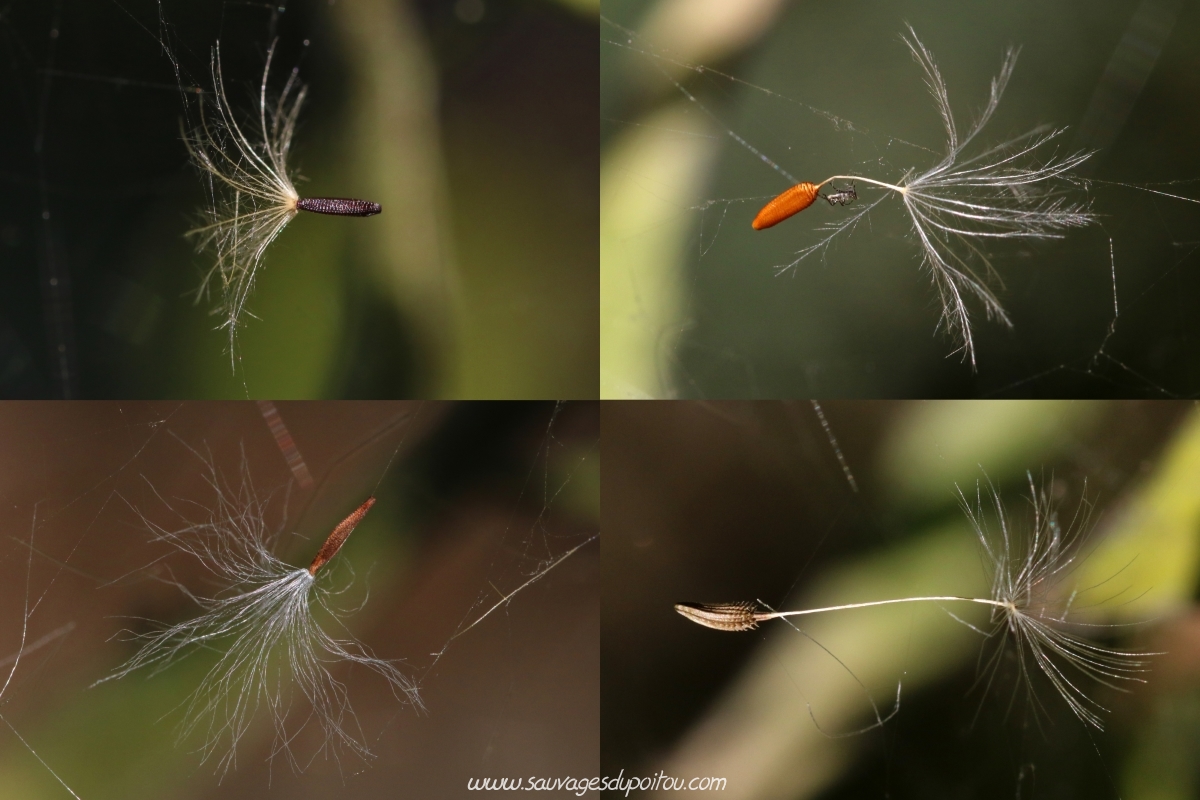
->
[[308, 497, 376, 576], [752, 181, 820, 230]]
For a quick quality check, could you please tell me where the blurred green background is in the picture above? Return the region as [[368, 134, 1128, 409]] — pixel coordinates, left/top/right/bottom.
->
[[601, 0, 1200, 398], [603, 400, 1200, 799], [0, 401, 599, 798], [0, 0, 598, 399]]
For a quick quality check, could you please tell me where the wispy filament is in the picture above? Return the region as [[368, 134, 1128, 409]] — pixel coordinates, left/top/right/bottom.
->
[[96, 452, 418, 774], [184, 39, 381, 368]]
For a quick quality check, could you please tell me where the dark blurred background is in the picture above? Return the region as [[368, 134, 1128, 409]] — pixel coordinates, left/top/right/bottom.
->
[[0, 401, 598, 798], [601, 0, 1200, 398], [603, 400, 1200, 799], [0, 0, 598, 398]]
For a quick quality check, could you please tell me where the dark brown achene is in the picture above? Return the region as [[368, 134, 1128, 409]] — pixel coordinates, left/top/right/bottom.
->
[[296, 197, 382, 217], [308, 497, 376, 576]]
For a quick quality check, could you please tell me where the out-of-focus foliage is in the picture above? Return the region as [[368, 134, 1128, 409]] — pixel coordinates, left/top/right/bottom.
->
[[601, 103, 711, 398], [1076, 409, 1200, 620], [878, 400, 1100, 507]]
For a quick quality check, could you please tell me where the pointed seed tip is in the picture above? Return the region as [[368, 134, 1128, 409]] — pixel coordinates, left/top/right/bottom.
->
[[307, 496, 377, 576]]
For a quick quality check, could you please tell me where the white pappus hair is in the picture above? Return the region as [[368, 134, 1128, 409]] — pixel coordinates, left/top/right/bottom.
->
[[94, 444, 421, 775]]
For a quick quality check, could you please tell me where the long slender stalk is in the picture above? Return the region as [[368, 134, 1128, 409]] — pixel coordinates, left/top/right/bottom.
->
[[675, 596, 1007, 632], [762, 595, 1006, 620], [817, 175, 908, 195]]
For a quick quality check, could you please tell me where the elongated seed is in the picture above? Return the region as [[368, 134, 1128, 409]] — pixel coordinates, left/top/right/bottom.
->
[[752, 182, 819, 230], [674, 601, 763, 632], [296, 197, 382, 217], [308, 497, 376, 576]]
